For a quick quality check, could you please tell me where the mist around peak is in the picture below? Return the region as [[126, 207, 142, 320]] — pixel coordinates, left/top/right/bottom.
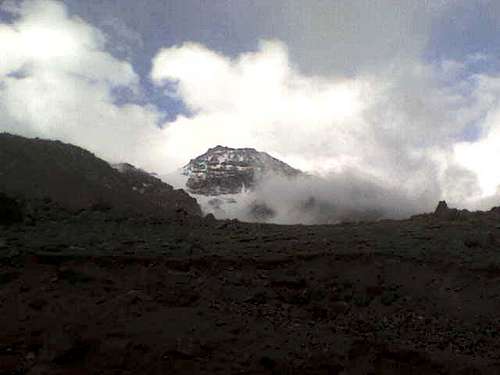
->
[[163, 166, 438, 225]]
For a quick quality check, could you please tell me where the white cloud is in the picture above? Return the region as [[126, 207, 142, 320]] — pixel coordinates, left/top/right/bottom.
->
[[151, 40, 496, 207], [454, 99, 500, 197], [0, 0, 167, 172], [152, 38, 500, 213], [152, 41, 370, 170]]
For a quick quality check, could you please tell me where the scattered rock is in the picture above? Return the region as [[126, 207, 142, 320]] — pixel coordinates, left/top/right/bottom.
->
[[271, 274, 306, 289], [57, 268, 93, 285], [353, 293, 372, 307], [41, 326, 93, 365], [247, 292, 267, 305], [381, 290, 400, 306], [0, 193, 23, 226], [464, 231, 495, 248], [259, 355, 276, 370], [97, 338, 131, 368], [163, 338, 202, 360], [330, 301, 350, 315], [0, 354, 21, 373], [28, 298, 47, 311], [0, 271, 18, 285]]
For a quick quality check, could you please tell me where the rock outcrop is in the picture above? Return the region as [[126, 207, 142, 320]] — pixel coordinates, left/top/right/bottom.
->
[[433, 200, 473, 221]]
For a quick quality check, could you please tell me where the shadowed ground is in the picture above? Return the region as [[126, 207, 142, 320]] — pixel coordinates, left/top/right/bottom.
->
[[1, 202, 500, 374]]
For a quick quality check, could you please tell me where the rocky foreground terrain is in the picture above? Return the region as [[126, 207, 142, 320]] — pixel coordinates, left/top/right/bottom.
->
[[1, 197, 500, 374]]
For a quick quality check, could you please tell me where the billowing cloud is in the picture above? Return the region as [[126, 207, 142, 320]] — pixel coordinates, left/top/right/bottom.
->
[[454, 78, 500, 198], [151, 39, 500, 211], [0, 0, 168, 172], [152, 41, 369, 170]]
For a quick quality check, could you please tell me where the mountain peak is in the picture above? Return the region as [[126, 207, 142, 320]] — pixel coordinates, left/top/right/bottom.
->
[[183, 146, 301, 195], [209, 145, 229, 152]]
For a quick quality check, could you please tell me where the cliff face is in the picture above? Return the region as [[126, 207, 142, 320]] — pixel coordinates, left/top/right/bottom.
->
[[183, 146, 301, 196], [0, 133, 201, 217]]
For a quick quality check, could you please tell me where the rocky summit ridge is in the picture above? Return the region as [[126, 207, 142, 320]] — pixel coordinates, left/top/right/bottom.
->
[[182, 145, 302, 195]]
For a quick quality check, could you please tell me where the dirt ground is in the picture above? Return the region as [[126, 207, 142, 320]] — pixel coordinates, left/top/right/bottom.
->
[[1, 208, 500, 374]]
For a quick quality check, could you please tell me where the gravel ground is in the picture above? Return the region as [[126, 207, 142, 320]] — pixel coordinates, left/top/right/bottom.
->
[[1, 206, 500, 374]]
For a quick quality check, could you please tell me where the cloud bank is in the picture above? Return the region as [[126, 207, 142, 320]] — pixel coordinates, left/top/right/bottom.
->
[[151, 40, 500, 211], [0, 0, 169, 172], [1, 0, 500, 222], [192, 172, 435, 225]]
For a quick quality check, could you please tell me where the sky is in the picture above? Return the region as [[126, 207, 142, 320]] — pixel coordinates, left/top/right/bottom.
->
[[1, 0, 500, 212]]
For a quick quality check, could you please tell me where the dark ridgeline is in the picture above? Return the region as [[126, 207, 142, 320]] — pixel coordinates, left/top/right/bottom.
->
[[0, 133, 201, 218]]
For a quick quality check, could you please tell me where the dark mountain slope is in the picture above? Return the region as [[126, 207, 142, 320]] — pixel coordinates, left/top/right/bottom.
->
[[0, 133, 201, 216]]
